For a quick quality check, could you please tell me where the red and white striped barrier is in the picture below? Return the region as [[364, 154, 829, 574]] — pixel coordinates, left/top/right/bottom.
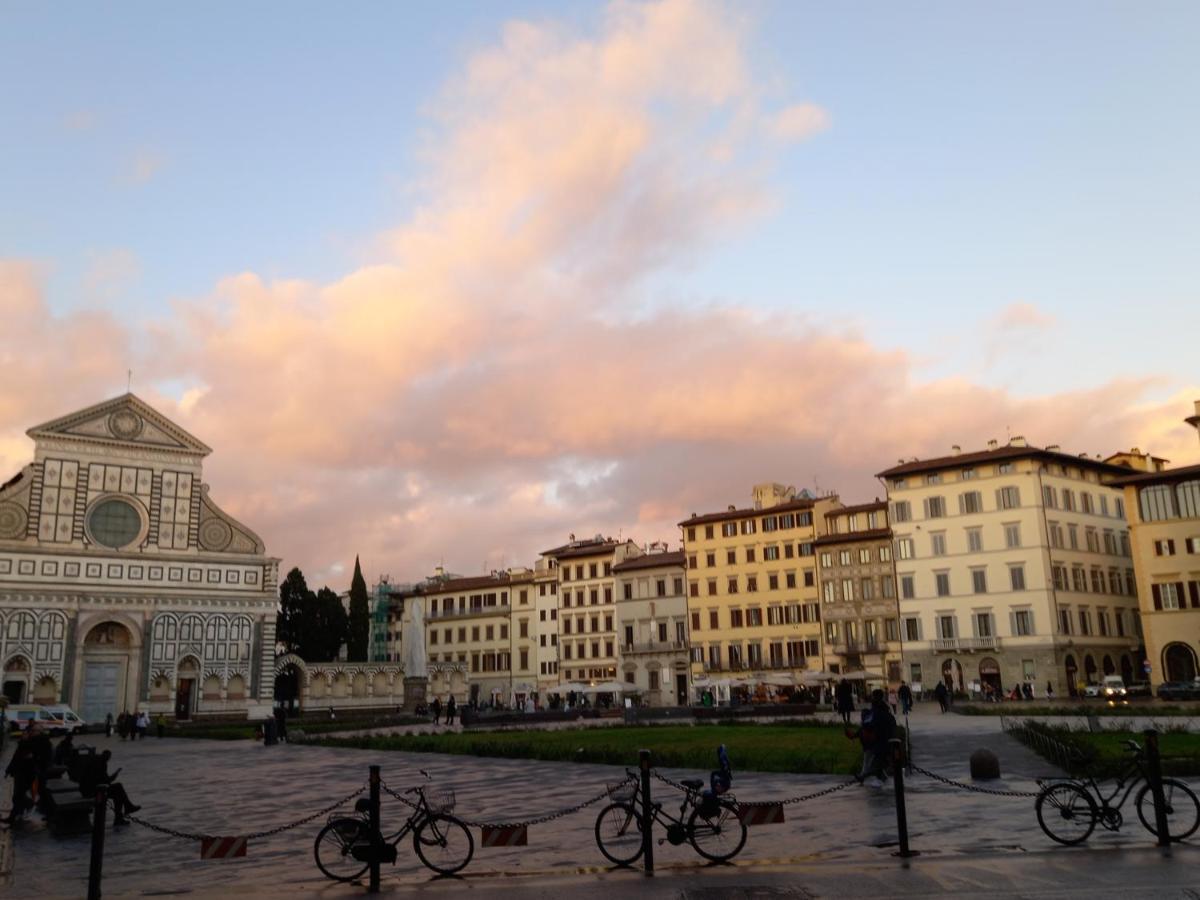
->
[[199, 836, 248, 859], [736, 802, 785, 826], [480, 825, 529, 847]]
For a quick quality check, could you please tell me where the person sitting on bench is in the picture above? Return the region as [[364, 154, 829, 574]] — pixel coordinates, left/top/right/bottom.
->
[[78, 750, 140, 825]]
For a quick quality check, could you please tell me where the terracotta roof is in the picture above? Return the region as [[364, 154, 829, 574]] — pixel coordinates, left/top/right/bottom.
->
[[876, 445, 1134, 480], [1108, 462, 1200, 487], [678, 497, 817, 528], [541, 539, 623, 560], [814, 527, 893, 547], [612, 550, 686, 573], [825, 500, 886, 518]]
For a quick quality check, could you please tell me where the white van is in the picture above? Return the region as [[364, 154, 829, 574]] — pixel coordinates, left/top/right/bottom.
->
[[1084, 675, 1127, 698], [5, 704, 69, 734], [44, 705, 86, 734]]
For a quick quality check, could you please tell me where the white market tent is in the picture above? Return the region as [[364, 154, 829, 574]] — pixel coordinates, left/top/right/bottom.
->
[[544, 682, 591, 696], [582, 680, 638, 694]]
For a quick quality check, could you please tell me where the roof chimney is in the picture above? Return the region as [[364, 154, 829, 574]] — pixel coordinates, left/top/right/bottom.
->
[[727, 505, 736, 512], [986, 439, 998, 450], [1047, 444, 1060, 452], [951, 445, 961, 456], [1010, 435, 1027, 447]]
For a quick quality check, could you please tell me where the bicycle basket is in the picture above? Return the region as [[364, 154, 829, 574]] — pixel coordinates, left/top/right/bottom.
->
[[425, 787, 456, 815], [608, 780, 636, 803]]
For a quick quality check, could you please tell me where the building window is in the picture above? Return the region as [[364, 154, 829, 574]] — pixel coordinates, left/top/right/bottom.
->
[[925, 496, 946, 518], [820, 552, 833, 567], [859, 548, 871, 564], [966, 528, 982, 553], [959, 491, 982, 514], [1155, 539, 1176, 557], [722, 522, 737, 537], [1078, 610, 1091, 635], [861, 578, 874, 600], [727, 577, 739, 594], [996, 486, 1020, 510], [786, 572, 797, 589], [938, 615, 956, 639], [892, 501, 911, 523], [838, 549, 851, 565], [823, 581, 836, 603], [897, 539, 914, 560], [624, 583, 634, 600], [900, 575, 914, 599], [904, 617, 920, 641], [882, 575, 895, 598], [935, 572, 951, 597], [705, 525, 714, 539], [1004, 523, 1021, 548], [879, 544, 892, 562], [1009, 565, 1026, 591], [709, 610, 719, 629], [974, 613, 992, 637], [730, 609, 744, 628], [1013, 609, 1033, 636], [746, 576, 758, 592], [764, 546, 779, 561], [1059, 609, 1072, 635], [931, 533, 946, 556], [971, 569, 987, 594], [1139, 485, 1176, 521]]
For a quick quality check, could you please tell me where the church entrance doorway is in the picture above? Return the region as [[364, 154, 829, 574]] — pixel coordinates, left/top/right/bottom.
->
[[81, 621, 135, 723], [176, 657, 199, 720], [3, 656, 30, 704]]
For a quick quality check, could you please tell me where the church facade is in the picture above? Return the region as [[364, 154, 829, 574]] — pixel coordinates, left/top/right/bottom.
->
[[0, 394, 279, 722]]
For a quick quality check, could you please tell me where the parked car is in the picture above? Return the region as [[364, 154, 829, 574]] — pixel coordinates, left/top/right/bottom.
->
[[1126, 681, 1152, 697], [1156, 679, 1200, 701], [44, 704, 86, 734], [5, 704, 71, 735], [1084, 675, 1129, 698]]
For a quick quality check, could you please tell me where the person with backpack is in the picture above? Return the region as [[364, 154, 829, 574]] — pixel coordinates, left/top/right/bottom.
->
[[856, 689, 897, 787]]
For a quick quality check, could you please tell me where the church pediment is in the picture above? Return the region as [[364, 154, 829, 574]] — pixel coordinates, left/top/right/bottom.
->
[[198, 486, 266, 555], [27, 394, 212, 457]]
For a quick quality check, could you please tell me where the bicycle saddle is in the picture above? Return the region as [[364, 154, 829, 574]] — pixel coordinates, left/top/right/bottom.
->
[[680, 778, 704, 790]]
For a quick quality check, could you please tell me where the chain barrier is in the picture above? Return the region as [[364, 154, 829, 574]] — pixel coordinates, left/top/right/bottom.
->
[[652, 769, 858, 804], [126, 783, 367, 842], [909, 764, 1039, 798], [445, 777, 637, 829]]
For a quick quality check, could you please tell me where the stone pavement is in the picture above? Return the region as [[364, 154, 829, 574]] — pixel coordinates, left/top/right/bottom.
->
[[1, 705, 1196, 898]]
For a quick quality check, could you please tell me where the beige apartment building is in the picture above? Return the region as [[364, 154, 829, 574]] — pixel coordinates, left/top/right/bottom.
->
[[541, 536, 640, 684], [419, 569, 539, 707], [1109, 402, 1200, 687], [814, 501, 903, 683], [613, 547, 690, 706], [533, 561, 561, 693], [880, 439, 1142, 699], [680, 483, 837, 691]]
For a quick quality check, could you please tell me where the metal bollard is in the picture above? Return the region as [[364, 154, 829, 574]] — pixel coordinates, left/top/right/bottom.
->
[[638, 749, 654, 875], [88, 784, 108, 900], [890, 738, 917, 858], [368, 765, 381, 892], [1143, 729, 1171, 848]]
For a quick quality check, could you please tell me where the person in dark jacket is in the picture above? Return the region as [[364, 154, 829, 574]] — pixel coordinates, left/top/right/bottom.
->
[[897, 681, 914, 715], [78, 750, 140, 825], [3, 737, 37, 824], [857, 689, 897, 785], [444, 696, 456, 725], [835, 679, 855, 725], [933, 680, 949, 713]]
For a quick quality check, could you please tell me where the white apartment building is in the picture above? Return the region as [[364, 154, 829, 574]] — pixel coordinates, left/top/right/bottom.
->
[[879, 438, 1142, 698], [533, 561, 561, 694], [613, 547, 690, 706]]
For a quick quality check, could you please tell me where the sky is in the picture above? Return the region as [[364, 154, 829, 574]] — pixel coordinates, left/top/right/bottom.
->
[[2, 0, 1198, 588]]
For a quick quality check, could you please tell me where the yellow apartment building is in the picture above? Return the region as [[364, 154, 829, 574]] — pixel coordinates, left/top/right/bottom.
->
[[533, 561, 561, 694], [814, 500, 903, 683], [612, 547, 690, 706], [1109, 402, 1200, 686], [541, 536, 640, 684], [420, 569, 539, 707], [879, 439, 1142, 699], [679, 483, 838, 693]]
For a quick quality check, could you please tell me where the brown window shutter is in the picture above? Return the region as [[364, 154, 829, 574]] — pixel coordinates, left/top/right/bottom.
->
[[1152, 583, 1163, 610], [1178, 583, 1187, 609], [1189, 581, 1200, 609]]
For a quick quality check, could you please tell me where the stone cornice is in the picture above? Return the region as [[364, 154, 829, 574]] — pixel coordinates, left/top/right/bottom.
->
[[0, 542, 278, 568]]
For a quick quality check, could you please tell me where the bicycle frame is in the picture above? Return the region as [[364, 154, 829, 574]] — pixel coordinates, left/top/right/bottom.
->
[[1051, 752, 1146, 818], [368, 789, 438, 851]]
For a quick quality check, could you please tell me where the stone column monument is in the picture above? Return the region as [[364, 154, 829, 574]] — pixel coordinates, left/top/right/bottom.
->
[[402, 596, 428, 710]]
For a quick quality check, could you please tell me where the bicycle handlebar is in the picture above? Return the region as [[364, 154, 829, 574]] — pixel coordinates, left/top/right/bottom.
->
[[1123, 739, 1142, 753]]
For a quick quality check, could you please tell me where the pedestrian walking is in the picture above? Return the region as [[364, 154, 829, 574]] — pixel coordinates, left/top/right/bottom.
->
[[835, 679, 854, 726], [855, 689, 897, 787], [933, 680, 949, 713], [155, 713, 166, 738], [117, 711, 128, 740], [445, 696, 456, 725], [430, 697, 442, 723], [105, 712, 114, 737], [897, 681, 913, 715], [1046, 681, 1054, 700], [888, 687, 899, 715], [137, 710, 149, 739]]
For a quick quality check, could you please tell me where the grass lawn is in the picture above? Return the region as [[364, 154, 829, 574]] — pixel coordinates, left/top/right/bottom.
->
[[312, 721, 865, 774], [1012, 721, 1200, 777]]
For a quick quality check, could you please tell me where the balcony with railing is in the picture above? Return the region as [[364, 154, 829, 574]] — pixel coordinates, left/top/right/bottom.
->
[[426, 604, 510, 620], [932, 636, 1001, 652]]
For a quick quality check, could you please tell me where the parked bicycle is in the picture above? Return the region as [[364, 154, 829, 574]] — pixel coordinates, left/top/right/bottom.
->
[[1035, 738, 1200, 845], [314, 770, 474, 879], [594, 748, 747, 865]]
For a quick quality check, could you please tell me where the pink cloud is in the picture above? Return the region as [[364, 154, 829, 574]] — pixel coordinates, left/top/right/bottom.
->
[[0, 1, 1196, 589]]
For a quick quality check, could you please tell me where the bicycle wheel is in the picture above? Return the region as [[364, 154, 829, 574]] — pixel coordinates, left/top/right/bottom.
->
[[1135, 778, 1200, 841], [1035, 782, 1097, 845], [594, 802, 644, 866], [688, 798, 748, 862], [413, 814, 474, 875], [314, 817, 371, 882]]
